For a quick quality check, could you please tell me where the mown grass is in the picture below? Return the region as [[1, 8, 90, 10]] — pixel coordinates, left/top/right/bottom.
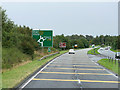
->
[[87, 48, 100, 55], [97, 59, 119, 74], [2, 50, 68, 88], [110, 48, 120, 52]]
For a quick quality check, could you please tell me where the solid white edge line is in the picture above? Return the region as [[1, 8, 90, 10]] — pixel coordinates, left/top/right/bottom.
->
[[89, 49, 118, 78], [92, 60, 118, 78], [20, 58, 56, 89]]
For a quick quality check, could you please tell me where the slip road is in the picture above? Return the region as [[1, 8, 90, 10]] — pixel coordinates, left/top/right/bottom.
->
[[20, 48, 119, 88]]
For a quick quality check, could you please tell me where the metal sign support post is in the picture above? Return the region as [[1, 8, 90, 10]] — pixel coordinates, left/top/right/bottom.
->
[[42, 46, 44, 55]]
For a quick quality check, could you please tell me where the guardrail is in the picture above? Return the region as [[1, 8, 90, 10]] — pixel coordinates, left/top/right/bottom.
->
[[107, 56, 120, 67], [38, 52, 60, 61]]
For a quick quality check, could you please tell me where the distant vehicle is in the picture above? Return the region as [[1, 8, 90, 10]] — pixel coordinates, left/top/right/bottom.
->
[[115, 52, 120, 59], [92, 44, 95, 48], [105, 47, 108, 50], [108, 46, 111, 49], [100, 48, 103, 50], [69, 49, 75, 54]]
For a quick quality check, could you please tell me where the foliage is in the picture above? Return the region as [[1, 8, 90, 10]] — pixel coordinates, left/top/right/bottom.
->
[[110, 48, 120, 52], [87, 48, 100, 55], [2, 6, 120, 70], [91, 35, 119, 50], [53, 34, 89, 49], [2, 47, 29, 69], [2, 50, 68, 88], [2, 8, 39, 69]]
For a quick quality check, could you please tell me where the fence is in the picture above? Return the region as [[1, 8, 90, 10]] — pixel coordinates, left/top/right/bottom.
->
[[107, 56, 120, 67]]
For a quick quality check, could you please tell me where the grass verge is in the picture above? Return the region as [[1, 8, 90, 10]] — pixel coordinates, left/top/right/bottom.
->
[[97, 59, 119, 74], [87, 48, 100, 55], [110, 48, 120, 52], [2, 50, 68, 88]]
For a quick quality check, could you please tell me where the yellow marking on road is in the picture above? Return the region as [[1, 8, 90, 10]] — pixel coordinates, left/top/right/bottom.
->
[[52, 63, 94, 64], [33, 78, 78, 82], [50, 65, 100, 67], [81, 80, 120, 83], [40, 72, 112, 75], [46, 67, 105, 70], [32, 78, 120, 83]]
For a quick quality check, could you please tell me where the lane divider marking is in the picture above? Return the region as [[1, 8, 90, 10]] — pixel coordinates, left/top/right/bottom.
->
[[40, 71, 112, 75], [32, 78, 120, 83], [52, 63, 94, 65], [45, 68, 105, 70], [49, 65, 100, 67]]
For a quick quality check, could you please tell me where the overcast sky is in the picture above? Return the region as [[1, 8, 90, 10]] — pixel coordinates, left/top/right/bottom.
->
[[1, 1, 118, 36]]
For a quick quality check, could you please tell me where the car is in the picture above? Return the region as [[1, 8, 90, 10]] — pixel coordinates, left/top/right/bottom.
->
[[115, 52, 120, 59], [100, 48, 103, 50], [105, 47, 108, 50], [108, 46, 111, 49], [69, 49, 75, 54]]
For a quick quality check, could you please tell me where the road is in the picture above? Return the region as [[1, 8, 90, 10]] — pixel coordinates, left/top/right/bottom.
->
[[98, 48, 116, 59], [21, 48, 119, 88]]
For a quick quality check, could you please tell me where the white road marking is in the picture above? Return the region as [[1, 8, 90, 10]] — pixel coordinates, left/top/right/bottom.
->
[[78, 79, 81, 84], [91, 60, 118, 78], [20, 58, 57, 89], [78, 79, 82, 89]]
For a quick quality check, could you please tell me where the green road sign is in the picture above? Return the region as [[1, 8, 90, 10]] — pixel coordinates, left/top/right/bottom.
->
[[32, 29, 53, 47], [48, 47, 51, 52]]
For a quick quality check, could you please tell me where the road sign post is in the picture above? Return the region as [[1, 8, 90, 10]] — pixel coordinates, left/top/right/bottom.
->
[[48, 47, 51, 52]]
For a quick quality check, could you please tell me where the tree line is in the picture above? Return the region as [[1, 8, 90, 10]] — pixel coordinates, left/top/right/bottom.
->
[[91, 35, 119, 50], [53, 34, 119, 50], [53, 34, 89, 49], [2, 8, 40, 68], [2, 8, 39, 56], [1, 7, 120, 69]]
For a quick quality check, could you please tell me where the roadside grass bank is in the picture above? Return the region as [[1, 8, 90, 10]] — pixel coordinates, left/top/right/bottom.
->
[[87, 48, 100, 55], [2, 50, 68, 88], [2, 47, 31, 69], [97, 59, 119, 75], [2, 47, 58, 71], [110, 48, 120, 52]]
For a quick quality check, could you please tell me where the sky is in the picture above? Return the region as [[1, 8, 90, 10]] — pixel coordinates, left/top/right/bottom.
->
[[1, 1, 118, 36]]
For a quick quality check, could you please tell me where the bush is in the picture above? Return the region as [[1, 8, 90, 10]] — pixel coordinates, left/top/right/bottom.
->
[[2, 47, 29, 69], [20, 40, 34, 55]]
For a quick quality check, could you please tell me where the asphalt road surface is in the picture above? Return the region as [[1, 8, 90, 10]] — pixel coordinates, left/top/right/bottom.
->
[[98, 48, 116, 59], [21, 48, 119, 88]]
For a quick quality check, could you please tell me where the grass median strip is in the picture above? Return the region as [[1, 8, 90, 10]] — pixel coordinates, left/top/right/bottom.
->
[[87, 48, 100, 55], [110, 48, 120, 52], [2, 50, 68, 88], [97, 59, 119, 74]]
